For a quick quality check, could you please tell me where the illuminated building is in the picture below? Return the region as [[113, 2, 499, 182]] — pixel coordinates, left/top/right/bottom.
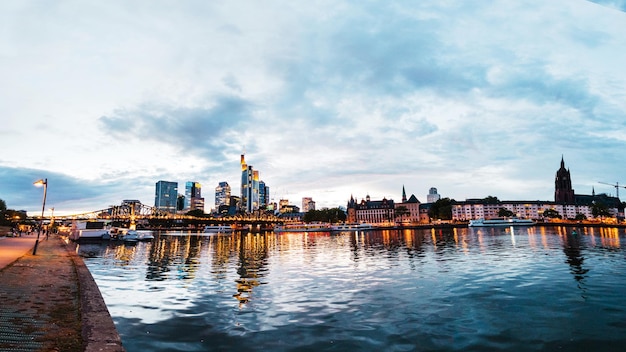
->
[[184, 181, 204, 212], [155, 180, 178, 213], [215, 181, 231, 209], [346, 194, 395, 225], [241, 154, 262, 213]]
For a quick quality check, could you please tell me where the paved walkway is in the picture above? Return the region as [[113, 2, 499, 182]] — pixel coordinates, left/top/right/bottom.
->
[[0, 235, 125, 351]]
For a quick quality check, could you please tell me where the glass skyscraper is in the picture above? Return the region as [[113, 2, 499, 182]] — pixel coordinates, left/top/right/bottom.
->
[[215, 181, 231, 209], [155, 180, 178, 213]]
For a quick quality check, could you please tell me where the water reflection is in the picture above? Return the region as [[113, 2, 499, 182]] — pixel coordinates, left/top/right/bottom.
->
[[80, 227, 626, 352]]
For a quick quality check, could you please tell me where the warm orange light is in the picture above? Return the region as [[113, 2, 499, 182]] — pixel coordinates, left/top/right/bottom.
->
[[33, 179, 46, 187]]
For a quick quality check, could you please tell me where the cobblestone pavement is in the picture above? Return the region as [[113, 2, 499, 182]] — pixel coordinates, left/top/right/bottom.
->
[[0, 237, 84, 351]]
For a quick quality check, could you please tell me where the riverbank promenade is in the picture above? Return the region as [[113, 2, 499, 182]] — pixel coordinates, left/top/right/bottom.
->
[[0, 234, 124, 352]]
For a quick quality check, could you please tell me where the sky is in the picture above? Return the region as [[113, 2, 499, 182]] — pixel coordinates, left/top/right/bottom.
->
[[2, 0, 626, 216]]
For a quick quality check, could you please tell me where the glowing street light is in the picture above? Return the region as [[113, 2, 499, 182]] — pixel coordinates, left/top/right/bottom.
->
[[32, 178, 47, 255]]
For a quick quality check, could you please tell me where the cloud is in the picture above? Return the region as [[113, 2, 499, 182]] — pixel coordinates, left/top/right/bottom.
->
[[99, 95, 256, 160]]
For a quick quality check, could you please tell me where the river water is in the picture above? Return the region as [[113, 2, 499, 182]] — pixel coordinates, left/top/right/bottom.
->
[[80, 226, 626, 351]]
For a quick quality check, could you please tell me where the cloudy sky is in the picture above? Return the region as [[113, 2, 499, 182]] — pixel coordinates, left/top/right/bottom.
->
[[2, 0, 626, 216]]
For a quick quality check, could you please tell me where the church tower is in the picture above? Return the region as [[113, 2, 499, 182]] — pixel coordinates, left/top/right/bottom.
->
[[554, 156, 575, 203]]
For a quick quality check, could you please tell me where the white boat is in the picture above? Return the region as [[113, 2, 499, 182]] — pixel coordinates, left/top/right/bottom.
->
[[203, 225, 234, 233], [273, 223, 332, 233], [69, 220, 110, 241], [330, 223, 375, 232], [136, 231, 154, 241], [468, 218, 535, 227]]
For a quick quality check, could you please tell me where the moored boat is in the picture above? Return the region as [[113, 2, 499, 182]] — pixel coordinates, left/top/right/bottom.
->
[[468, 218, 535, 227], [69, 220, 110, 242], [330, 223, 375, 232], [273, 223, 332, 233], [203, 225, 234, 233]]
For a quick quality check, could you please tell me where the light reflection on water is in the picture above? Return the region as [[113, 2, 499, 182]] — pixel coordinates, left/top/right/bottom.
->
[[80, 227, 626, 351]]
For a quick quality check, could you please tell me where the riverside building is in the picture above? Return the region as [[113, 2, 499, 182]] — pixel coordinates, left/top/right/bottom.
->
[[396, 186, 421, 224], [347, 195, 395, 225], [451, 157, 621, 221]]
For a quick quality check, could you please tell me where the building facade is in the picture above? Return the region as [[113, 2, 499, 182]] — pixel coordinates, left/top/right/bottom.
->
[[155, 180, 178, 213], [396, 194, 421, 224], [347, 195, 395, 225], [450, 200, 596, 221], [215, 181, 231, 209], [184, 181, 204, 212], [259, 181, 269, 209]]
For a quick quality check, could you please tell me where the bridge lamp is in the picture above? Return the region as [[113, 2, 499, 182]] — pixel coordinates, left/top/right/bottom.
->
[[32, 178, 47, 255]]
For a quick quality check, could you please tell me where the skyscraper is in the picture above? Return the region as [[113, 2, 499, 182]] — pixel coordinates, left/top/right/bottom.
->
[[427, 187, 441, 203], [215, 181, 231, 209], [155, 180, 178, 213], [259, 181, 269, 208], [184, 181, 203, 211], [241, 154, 260, 213]]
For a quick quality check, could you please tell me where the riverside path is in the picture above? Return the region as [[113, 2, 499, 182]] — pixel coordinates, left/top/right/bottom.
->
[[0, 234, 125, 351]]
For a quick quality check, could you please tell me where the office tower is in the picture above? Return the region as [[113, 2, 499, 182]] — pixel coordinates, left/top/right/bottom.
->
[[302, 197, 315, 212], [259, 181, 270, 208], [215, 181, 231, 209], [184, 182, 202, 211], [155, 180, 178, 213], [427, 187, 441, 203], [240, 154, 260, 213]]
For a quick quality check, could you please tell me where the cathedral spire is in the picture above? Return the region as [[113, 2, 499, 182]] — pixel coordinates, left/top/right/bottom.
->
[[402, 185, 407, 203]]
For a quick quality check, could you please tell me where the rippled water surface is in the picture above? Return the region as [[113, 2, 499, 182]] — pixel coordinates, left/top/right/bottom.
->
[[81, 226, 626, 351]]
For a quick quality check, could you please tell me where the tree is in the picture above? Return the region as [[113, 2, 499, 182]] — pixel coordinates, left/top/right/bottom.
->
[[482, 196, 500, 204], [303, 208, 346, 223], [428, 198, 453, 220], [574, 213, 587, 221], [498, 208, 514, 217], [0, 198, 6, 212], [543, 209, 562, 219], [591, 203, 612, 218]]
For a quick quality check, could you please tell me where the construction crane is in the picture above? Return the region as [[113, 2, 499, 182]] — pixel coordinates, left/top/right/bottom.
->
[[598, 181, 626, 199]]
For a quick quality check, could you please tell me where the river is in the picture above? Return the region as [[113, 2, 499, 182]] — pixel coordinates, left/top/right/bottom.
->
[[80, 226, 626, 351]]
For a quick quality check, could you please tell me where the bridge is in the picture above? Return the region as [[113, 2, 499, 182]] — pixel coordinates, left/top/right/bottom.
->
[[34, 201, 285, 230]]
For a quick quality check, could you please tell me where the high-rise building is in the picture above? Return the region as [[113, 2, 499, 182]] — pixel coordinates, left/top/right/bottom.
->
[[215, 181, 231, 209], [241, 154, 262, 213], [302, 197, 315, 212], [155, 180, 178, 213], [427, 187, 441, 203], [259, 181, 270, 208], [555, 156, 575, 203], [184, 181, 204, 211]]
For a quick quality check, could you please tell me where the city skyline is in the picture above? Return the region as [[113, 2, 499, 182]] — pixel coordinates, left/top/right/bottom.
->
[[2, 1, 626, 216]]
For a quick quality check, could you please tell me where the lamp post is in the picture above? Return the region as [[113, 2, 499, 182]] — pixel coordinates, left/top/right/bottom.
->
[[48, 207, 54, 239], [32, 178, 47, 255]]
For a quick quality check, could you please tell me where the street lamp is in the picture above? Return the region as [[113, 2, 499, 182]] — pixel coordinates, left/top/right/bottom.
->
[[32, 178, 47, 255], [49, 207, 55, 238]]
